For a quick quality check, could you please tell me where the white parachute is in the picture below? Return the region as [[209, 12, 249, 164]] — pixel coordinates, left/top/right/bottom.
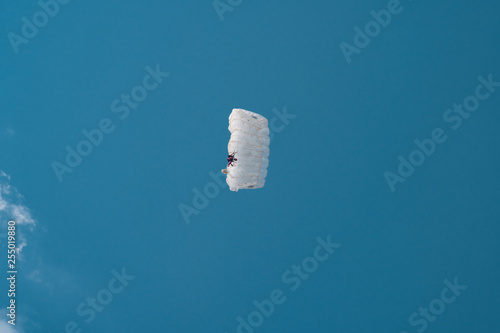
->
[[222, 108, 270, 192]]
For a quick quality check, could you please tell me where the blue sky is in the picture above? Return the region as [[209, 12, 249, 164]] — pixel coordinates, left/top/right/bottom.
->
[[1, 0, 499, 332]]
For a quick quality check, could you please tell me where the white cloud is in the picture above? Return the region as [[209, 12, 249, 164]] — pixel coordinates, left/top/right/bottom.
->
[[0, 173, 35, 226], [0, 319, 19, 333], [0, 171, 36, 257]]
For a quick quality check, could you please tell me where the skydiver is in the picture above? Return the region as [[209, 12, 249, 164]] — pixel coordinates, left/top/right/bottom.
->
[[227, 152, 237, 167]]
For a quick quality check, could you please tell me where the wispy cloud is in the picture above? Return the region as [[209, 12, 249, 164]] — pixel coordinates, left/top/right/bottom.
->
[[0, 317, 20, 333], [1, 128, 14, 137], [0, 171, 36, 257], [0, 171, 79, 332]]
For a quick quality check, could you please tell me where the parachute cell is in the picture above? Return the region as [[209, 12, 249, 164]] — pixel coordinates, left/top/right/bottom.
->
[[222, 108, 270, 192]]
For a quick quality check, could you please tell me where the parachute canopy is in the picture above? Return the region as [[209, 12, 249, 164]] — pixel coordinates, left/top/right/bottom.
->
[[222, 108, 270, 192]]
